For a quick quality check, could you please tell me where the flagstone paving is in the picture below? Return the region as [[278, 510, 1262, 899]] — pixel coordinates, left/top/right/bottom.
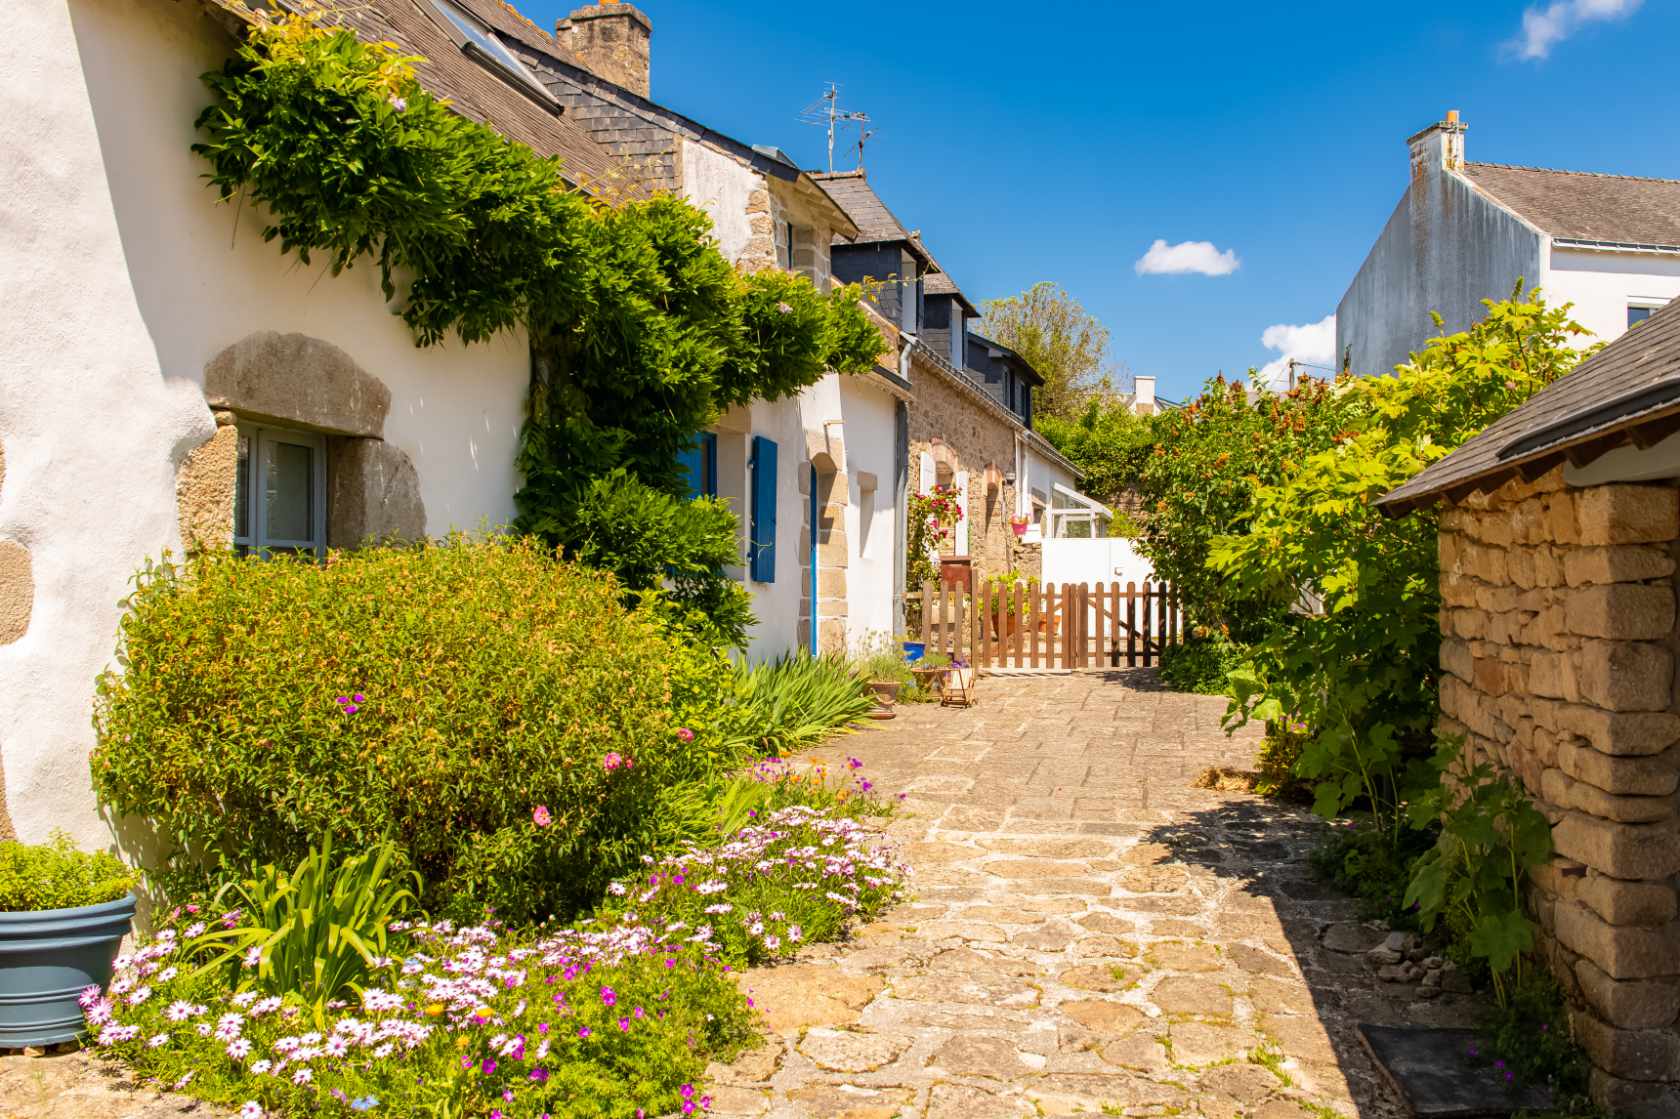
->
[[712, 670, 1486, 1118], [0, 669, 1490, 1118]]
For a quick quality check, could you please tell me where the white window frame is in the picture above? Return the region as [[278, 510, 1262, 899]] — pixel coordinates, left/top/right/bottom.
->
[[234, 424, 328, 559], [1628, 300, 1666, 329]]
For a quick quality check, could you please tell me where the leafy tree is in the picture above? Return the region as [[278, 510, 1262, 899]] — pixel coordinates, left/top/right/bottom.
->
[[1211, 289, 1585, 837], [1035, 399, 1158, 508], [1131, 375, 1358, 645], [980, 282, 1114, 419]]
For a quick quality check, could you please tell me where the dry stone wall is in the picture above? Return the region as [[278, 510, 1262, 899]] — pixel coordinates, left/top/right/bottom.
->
[[1436, 465, 1680, 1116], [906, 349, 1036, 586]]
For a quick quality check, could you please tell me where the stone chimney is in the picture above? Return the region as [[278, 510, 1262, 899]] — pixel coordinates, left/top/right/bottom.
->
[[1132, 375, 1156, 416], [557, 1, 652, 98], [1407, 108, 1467, 179]]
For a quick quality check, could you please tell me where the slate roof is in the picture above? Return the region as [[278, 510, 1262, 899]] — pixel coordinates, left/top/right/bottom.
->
[[495, 21, 855, 228], [202, 0, 632, 195], [1463, 162, 1680, 248], [1380, 297, 1680, 513], [924, 266, 978, 317], [813, 171, 934, 265]]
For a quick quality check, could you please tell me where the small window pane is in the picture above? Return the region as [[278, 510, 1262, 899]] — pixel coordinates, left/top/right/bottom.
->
[[1630, 305, 1657, 328], [264, 439, 315, 543], [234, 430, 251, 541]]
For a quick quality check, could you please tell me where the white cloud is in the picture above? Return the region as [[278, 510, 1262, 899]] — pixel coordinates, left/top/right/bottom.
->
[[1133, 239, 1240, 277], [1508, 0, 1641, 60], [1255, 314, 1336, 390]]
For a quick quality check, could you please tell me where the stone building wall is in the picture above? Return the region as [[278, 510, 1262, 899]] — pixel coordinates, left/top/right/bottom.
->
[[906, 348, 1036, 586], [1436, 466, 1680, 1117]]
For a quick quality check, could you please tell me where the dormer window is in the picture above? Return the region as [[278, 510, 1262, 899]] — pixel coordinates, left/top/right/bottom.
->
[[429, 0, 558, 105]]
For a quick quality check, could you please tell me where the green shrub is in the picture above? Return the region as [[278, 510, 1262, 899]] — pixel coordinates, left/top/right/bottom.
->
[[187, 837, 418, 1023], [91, 537, 745, 922], [1214, 289, 1583, 839], [1405, 740, 1554, 1004], [554, 469, 753, 649], [1309, 821, 1435, 923], [1157, 634, 1241, 695], [0, 832, 134, 911]]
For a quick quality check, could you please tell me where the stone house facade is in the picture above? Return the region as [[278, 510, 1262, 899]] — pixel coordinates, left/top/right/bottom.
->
[[814, 170, 1081, 592], [908, 345, 1038, 586], [1382, 299, 1680, 1116]]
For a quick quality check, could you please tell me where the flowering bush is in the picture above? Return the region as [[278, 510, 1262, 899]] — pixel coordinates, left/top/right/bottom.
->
[[92, 537, 746, 922], [905, 485, 963, 597], [598, 802, 905, 967], [87, 906, 752, 1118], [86, 792, 906, 1118]]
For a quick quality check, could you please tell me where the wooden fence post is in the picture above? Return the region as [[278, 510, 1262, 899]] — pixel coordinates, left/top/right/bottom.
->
[[1141, 581, 1154, 667], [1125, 582, 1137, 667], [1157, 580, 1169, 660]]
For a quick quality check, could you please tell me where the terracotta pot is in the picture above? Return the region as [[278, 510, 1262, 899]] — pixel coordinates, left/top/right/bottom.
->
[[867, 680, 902, 704]]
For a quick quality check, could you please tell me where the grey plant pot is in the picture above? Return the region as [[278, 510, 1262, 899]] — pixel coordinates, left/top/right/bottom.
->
[[0, 893, 136, 1048]]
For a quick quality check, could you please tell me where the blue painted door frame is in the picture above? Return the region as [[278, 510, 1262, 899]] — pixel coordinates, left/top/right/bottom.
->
[[808, 464, 819, 653]]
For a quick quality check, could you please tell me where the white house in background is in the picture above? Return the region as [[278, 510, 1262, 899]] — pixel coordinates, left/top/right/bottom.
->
[[504, 3, 910, 660], [1337, 110, 1680, 377]]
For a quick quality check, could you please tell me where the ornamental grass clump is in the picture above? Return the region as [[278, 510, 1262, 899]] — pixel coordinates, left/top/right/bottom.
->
[[86, 905, 752, 1118], [91, 536, 745, 922]]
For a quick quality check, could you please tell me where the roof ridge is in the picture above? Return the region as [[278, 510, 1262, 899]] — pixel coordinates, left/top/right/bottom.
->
[[1465, 160, 1680, 187]]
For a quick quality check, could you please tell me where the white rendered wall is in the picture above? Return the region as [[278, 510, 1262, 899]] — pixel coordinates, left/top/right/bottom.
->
[[680, 139, 758, 265], [1041, 537, 1157, 589], [1022, 444, 1080, 528], [1544, 248, 1680, 350], [714, 396, 807, 663], [838, 379, 899, 653], [1337, 168, 1545, 377], [0, 0, 529, 845]]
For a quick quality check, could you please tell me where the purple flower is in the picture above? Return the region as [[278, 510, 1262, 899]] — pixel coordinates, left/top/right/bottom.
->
[[532, 805, 552, 828], [676, 727, 695, 743], [482, 1059, 497, 1075], [577, 1026, 591, 1039], [600, 986, 617, 1007]]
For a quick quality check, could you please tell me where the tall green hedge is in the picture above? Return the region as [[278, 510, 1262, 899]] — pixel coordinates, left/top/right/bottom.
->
[[92, 537, 742, 921]]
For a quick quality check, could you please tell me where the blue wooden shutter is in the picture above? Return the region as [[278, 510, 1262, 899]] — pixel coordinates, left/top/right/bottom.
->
[[750, 435, 777, 582]]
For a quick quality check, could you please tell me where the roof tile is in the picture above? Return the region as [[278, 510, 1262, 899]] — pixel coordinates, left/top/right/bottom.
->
[[1463, 162, 1680, 247]]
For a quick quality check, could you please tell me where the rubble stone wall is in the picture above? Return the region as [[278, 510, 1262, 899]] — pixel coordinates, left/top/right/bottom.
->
[[1436, 465, 1680, 1116]]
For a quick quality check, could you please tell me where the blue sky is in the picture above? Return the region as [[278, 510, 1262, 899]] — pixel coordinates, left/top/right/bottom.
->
[[526, 0, 1679, 401]]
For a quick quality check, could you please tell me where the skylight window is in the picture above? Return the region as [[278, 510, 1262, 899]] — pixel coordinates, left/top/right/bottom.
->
[[429, 0, 556, 104]]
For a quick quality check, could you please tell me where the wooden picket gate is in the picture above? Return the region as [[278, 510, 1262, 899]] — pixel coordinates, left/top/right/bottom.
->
[[906, 579, 1181, 670]]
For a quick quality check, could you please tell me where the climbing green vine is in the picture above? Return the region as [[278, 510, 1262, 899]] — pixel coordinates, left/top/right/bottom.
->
[[191, 11, 883, 640]]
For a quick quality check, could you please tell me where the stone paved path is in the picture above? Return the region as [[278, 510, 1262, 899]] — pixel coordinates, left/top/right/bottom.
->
[[713, 670, 1485, 1118], [1, 671, 1487, 1118]]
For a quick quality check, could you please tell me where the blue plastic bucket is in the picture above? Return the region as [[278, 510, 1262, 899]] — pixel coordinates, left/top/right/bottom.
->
[[901, 641, 926, 663], [0, 893, 136, 1048]]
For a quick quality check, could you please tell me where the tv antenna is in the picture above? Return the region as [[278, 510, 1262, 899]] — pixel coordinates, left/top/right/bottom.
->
[[799, 83, 871, 173]]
